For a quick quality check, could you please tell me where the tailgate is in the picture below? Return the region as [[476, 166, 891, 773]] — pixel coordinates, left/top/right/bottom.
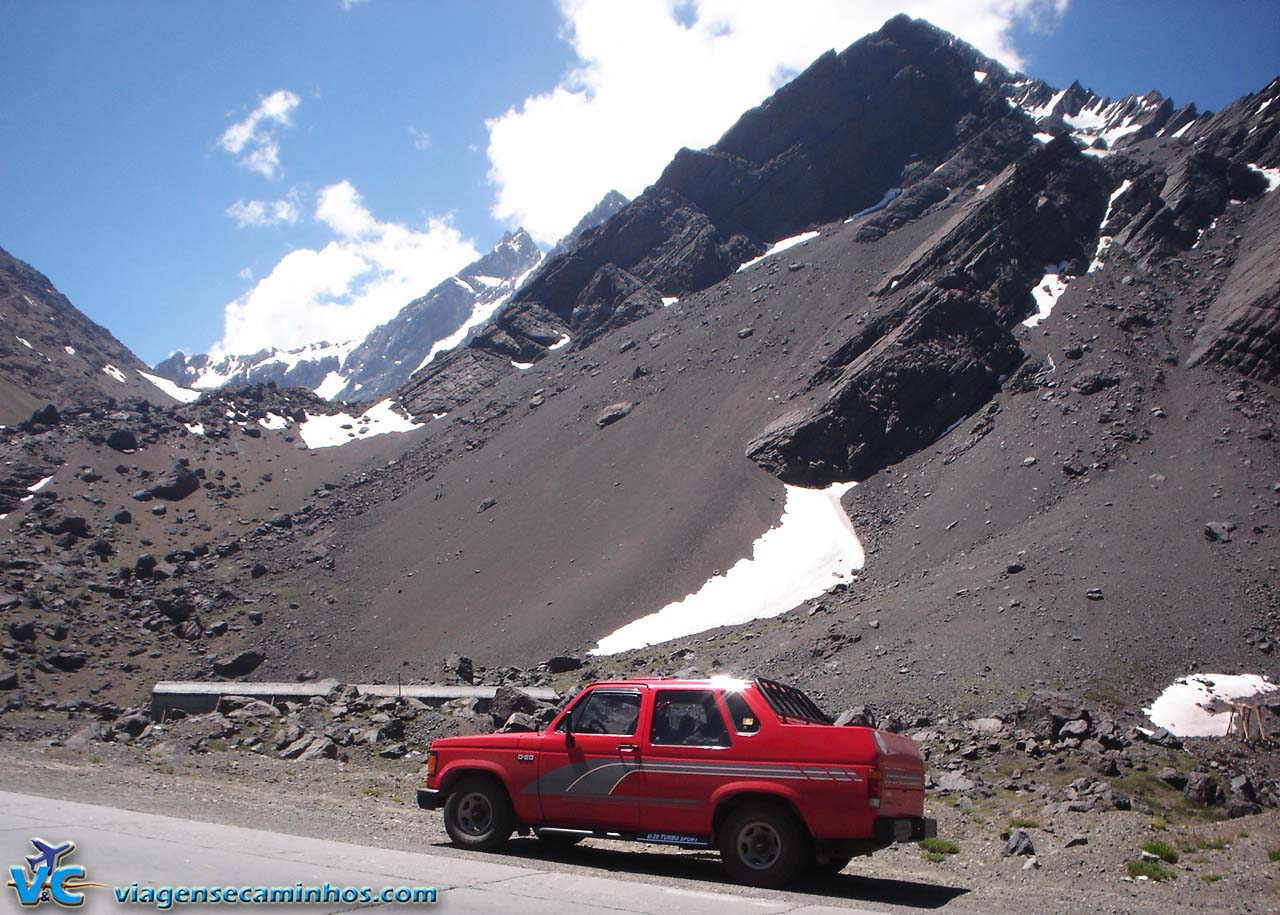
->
[[872, 729, 926, 817]]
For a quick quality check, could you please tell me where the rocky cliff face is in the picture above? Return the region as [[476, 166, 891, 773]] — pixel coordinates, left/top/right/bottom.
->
[[0, 246, 175, 424], [400, 15, 1015, 416], [545, 190, 629, 262]]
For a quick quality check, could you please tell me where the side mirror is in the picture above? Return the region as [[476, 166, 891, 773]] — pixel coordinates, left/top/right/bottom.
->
[[563, 712, 576, 746]]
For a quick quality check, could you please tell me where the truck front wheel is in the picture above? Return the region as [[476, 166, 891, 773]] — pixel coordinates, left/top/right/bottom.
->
[[443, 775, 514, 851], [718, 803, 809, 888]]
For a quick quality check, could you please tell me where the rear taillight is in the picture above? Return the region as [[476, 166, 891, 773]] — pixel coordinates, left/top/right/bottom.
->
[[425, 750, 438, 779], [867, 767, 882, 809]]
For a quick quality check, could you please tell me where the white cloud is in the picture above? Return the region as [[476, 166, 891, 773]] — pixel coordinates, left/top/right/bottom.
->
[[225, 189, 302, 227], [408, 126, 432, 151], [339, 0, 369, 9], [238, 266, 254, 281], [487, 0, 1069, 243], [215, 180, 479, 355], [218, 89, 301, 179]]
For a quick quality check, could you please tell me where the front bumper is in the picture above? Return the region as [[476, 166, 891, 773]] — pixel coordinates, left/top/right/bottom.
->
[[417, 787, 443, 810], [874, 816, 938, 843]]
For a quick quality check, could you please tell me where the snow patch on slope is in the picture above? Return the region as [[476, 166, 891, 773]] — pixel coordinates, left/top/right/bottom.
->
[[298, 399, 422, 449], [592, 481, 863, 654], [1146, 674, 1277, 737], [1247, 163, 1280, 192], [736, 231, 820, 272], [138, 370, 201, 403], [1088, 179, 1133, 273], [313, 371, 347, 400], [1023, 267, 1070, 328], [102, 364, 127, 383]]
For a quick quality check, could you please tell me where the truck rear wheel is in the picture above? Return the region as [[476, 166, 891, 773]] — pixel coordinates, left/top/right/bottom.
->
[[718, 803, 808, 888], [443, 775, 514, 851]]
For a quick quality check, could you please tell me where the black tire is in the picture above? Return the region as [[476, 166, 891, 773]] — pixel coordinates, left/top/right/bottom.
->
[[442, 775, 514, 851], [718, 803, 810, 888], [533, 830, 585, 849]]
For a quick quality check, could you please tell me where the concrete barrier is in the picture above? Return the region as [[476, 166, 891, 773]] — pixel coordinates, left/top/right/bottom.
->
[[151, 680, 560, 719]]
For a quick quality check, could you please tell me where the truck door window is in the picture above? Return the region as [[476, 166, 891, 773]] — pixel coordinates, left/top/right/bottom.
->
[[568, 690, 641, 736], [650, 690, 731, 747], [722, 690, 761, 734]]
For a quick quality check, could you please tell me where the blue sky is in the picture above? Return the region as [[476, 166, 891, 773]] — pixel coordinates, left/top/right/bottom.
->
[[1, 0, 1275, 365]]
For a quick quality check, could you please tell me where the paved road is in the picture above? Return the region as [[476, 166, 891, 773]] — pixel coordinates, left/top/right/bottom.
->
[[0, 791, 892, 914]]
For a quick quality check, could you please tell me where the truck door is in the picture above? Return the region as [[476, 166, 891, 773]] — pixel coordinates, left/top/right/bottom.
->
[[535, 688, 644, 829], [636, 688, 735, 837]]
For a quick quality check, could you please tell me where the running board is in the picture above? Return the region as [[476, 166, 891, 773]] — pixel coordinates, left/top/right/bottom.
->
[[532, 827, 710, 849]]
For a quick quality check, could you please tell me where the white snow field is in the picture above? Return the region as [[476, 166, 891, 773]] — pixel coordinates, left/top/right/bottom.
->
[[736, 231, 821, 272], [592, 481, 863, 654], [298, 399, 421, 449], [1145, 673, 1277, 737], [138, 370, 201, 403], [1022, 268, 1070, 328], [1088, 179, 1133, 273]]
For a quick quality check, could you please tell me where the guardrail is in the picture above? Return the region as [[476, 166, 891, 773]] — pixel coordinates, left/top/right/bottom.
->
[[151, 680, 559, 718]]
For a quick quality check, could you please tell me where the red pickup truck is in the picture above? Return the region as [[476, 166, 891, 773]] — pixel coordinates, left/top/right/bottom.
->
[[418, 676, 936, 886]]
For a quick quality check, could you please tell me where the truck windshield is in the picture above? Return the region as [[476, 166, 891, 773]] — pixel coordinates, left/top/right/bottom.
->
[[755, 678, 831, 725]]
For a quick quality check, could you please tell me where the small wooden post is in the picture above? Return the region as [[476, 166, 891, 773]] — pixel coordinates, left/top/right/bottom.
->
[[1231, 703, 1268, 743]]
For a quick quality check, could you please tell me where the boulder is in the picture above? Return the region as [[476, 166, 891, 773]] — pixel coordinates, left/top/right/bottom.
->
[[833, 706, 877, 727], [490, 685, 538, 727], [1003, 830, 1036, 857], [212, 649, 265, 678], [500, 712, 539, 733], [1184, 772, 1222, 806], [935, 772, 976, 793], [106, 429, 139, 452], [1058, 718, 1091, 740], [297, 736, 338, 761], [596, 401, 635, 428], [545, 656, 582, 674], [45, 651, 87, 672], [147, 464, 201, 501], [1204, 521, 1236, 543], [444, 654, 474, 684], [8, 621, 37, 642], [29, 405, 60, 427], [0, 668, 18, 690], [1157, 767, 1188, 790]]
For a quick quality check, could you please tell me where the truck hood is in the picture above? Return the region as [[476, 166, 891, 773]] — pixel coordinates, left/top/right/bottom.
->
[[430, 731, 537, 751]]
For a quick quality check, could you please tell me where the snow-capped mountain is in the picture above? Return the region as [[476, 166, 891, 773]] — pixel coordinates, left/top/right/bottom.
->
[[151, 230, 544, 402], [331, 229, 544, 402], [1002, 77, 1198, 150], [152, 339, 359, 397]]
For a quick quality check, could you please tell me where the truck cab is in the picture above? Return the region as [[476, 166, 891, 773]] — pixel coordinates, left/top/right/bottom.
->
[[418, 676, 935, 887]]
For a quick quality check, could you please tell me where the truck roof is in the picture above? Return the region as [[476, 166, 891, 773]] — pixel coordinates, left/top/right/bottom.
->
[[578, 675, 756, 689], [580, 676, 832, 725]]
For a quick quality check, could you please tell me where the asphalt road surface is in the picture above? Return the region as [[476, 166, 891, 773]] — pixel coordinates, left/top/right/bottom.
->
[[0, 791, 894, 914]]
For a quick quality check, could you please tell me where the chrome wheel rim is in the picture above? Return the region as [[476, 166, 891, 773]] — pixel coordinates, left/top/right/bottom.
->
[[737, 821, 783, 870], [456, 792, 494, 836]]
